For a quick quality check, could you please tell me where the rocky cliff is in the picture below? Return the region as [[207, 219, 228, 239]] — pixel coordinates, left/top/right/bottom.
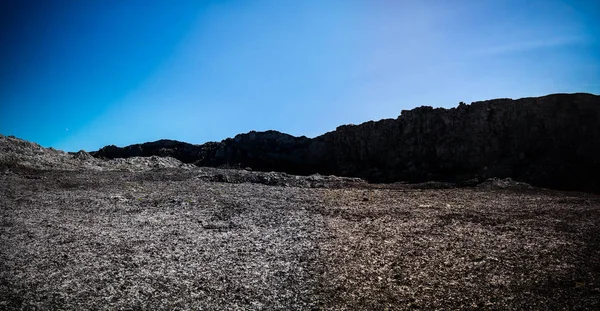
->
[[92, 93, 600, 192]]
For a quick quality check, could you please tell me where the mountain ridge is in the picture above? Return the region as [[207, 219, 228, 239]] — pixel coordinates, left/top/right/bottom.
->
[[87, 92, 600, 192]]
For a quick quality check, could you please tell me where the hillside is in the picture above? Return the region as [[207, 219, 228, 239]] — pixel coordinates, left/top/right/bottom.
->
[[92, 93, 600, 192]]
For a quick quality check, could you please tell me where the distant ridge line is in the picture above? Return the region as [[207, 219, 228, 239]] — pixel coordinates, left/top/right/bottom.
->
[[86, 92, 598, 192]]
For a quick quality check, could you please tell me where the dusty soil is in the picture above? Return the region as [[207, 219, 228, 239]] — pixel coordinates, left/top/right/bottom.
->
[[1, 167, 599, 310]]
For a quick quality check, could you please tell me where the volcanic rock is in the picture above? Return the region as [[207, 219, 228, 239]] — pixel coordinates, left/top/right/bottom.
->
[[91, 93, 600, 192]]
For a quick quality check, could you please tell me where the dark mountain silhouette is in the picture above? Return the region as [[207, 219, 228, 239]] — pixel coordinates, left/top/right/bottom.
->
[[92, 93, 600, 192]]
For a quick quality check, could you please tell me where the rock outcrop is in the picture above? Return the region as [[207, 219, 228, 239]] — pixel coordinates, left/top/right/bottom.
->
[[91, 93, 600, 192], [0, 134, 196, 172]]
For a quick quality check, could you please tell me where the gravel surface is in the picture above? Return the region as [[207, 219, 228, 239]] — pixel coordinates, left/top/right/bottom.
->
[[1, 167, 599, 310]]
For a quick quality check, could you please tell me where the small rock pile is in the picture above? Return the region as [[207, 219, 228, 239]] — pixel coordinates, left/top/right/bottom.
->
[[0, 134, 195, 172], [478, 177, 534, 190]]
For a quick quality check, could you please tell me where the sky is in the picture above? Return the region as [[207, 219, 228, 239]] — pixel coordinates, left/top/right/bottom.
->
[[0, 0, 598, 152]]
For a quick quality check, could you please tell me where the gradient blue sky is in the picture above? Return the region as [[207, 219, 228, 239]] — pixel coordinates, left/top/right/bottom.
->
[[1, 0, 598, 151]]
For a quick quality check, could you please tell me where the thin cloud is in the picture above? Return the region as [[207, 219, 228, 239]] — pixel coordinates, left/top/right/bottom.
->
[[473, 35, 590, 56]]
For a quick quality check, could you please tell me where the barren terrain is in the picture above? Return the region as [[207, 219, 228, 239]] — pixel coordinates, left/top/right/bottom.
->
[[2, 166, 599, 310]]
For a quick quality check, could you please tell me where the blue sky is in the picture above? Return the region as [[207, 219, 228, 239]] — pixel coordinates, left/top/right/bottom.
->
[[1, 0, 598, 151]]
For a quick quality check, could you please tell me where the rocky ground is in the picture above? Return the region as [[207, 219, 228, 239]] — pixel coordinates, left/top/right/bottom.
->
[[1, 135, 600, 310]]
